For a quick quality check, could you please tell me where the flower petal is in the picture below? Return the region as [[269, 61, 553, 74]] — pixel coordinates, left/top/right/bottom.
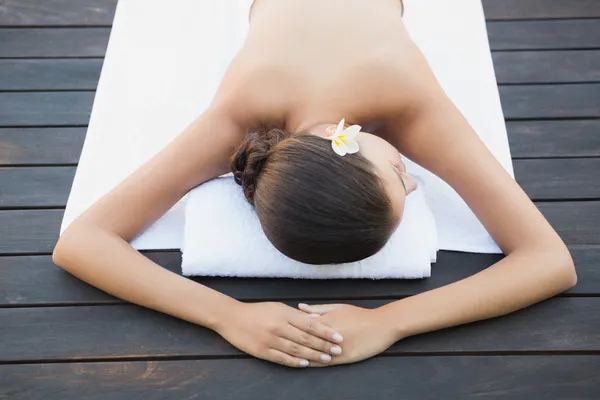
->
[[343, 125, 362, 139], [324, 125, 336, 137], [335, 118, 346, 134], [332, 140, 348, 156], [345, 139, 359, 154]]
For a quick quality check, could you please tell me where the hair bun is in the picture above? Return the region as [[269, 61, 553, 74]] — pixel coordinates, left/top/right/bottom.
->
[[231, 126, 289, 204]]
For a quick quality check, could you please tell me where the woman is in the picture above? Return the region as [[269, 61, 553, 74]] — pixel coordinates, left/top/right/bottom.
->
[[53, 0, 577, 368]]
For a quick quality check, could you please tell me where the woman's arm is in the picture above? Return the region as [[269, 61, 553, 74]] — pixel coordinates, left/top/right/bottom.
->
[[379, 47, 577, 339], [299, 45, 577, 366], [53, 105, 241, 327], [382, 101, 576, 340], [53, 104, 344, 368]]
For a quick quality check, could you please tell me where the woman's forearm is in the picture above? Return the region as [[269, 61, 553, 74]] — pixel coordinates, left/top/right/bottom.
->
[[380, 247, 577, 340], [53, 225, 238, 331]]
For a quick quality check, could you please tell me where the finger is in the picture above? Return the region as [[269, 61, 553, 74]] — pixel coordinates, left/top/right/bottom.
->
[[298, 303, 342, 315], [289, 313, 344, 344], [282, 325, 342, 358], [266, 348, 310, 368], [274, 337, 334, 364]]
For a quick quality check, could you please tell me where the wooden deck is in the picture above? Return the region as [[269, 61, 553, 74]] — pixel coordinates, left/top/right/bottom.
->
[[1, 0, 600, 398]]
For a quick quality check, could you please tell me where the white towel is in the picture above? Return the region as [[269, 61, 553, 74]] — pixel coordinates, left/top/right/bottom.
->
[[182, 175, 437, 279], [60, 0, 514, 276], [402, 0, 515, 252]]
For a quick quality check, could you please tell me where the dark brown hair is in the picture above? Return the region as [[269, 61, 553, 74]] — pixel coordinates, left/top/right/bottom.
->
[[231, 125, 397, 265]]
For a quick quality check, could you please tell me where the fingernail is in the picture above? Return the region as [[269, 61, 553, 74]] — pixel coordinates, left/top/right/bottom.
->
[[299, 359, 309, 367], [299, 303, 309, 308], [331, 346, 342, 355], [332, 333, 343, 343], [308, 313, 320, 318], [320, 354, 332, 363]]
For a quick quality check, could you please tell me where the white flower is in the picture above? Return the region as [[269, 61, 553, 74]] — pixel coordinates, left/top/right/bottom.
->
[[327, 118, 361, 156]]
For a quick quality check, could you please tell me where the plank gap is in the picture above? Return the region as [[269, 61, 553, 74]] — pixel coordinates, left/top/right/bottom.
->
[[1, 351, 600, 367]]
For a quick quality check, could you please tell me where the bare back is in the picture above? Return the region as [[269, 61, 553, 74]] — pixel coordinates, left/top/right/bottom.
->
[[215, 0, 418, 135]]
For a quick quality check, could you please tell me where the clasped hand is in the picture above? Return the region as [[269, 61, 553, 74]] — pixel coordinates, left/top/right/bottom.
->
[[215, 301, 399, 368]]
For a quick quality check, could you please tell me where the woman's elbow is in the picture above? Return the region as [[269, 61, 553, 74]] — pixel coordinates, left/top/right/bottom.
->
[[549, 247, 578, 291], [52, 224, 87, 269], [52, 231, 74, 269]]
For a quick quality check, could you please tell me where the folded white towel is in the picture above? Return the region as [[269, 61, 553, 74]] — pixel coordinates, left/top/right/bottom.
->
[[182, 175, 437, 279]]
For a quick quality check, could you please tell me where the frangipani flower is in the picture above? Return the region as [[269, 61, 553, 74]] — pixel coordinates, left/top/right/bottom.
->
[[327, 118, 361, 156]]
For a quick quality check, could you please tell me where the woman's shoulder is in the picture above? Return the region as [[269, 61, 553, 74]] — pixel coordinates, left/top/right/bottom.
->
[[213, 54, 297, 128]]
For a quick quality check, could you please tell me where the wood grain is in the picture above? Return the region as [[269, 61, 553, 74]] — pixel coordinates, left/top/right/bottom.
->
[[1, 202, 598, 255], [0, 167, 75, 206], [500, 84, 600, 119], [1, 20, 597, 59], [539, 202, 600, 244], [1, 51, 598, 90], [0, 245, 597, 306], [0, 28, 110, 57], [0, 0, 117, 26], [493, 50, 600, 84], [2, 159, 599, 208], [2, 85, 597, 127], [0, 128, 86, 165], [0, 209, 62, 254], [2, 122, 598, 167], [488, 20, 600, 50], [1, 298, 599, 362], [1, 356, 599, 400], [514, 158, 600, 199], [0, 92, 94, 126], [482, 0, 600, 20], [0, 59, 102, 90], [1, 0, 598, 27], [507, 120, 600, 158]]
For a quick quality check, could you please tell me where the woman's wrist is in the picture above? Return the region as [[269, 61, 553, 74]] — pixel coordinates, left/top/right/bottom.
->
[[203, 294, 243, 333], [375, 300, 414, 341]]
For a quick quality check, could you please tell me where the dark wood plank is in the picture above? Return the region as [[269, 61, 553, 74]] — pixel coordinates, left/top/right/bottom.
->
[[0, 92, 94, 126], [514, 159, 600, 199], [2, 51, 597, 90], [1, 202, 598, 254], [539, 202, 600, 245], [0, 167, 74, 207], [0, 28, 109, 57], [1, 298, 598, 362], [0, 209, 62, 254], [2, 356, 600, 400], [1, 158, 598, 208], [0, 21, 596, 59], [493, 50, 600, 84], [0, 0, 597, 27], [1, 85, 596, 127], [488, 20, 600, 50], [0, 0, 117, 26], [0, 59, 102, 90], [500, 84, 600, 119], [507, 120, 600, 158], [0, 245, 597, 306], [9, 0, 600, 26], [2, 122, 597, 167], [482, 0, 600, 20], [0, 128, 86, 165], [1, 0, 595, 27]]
